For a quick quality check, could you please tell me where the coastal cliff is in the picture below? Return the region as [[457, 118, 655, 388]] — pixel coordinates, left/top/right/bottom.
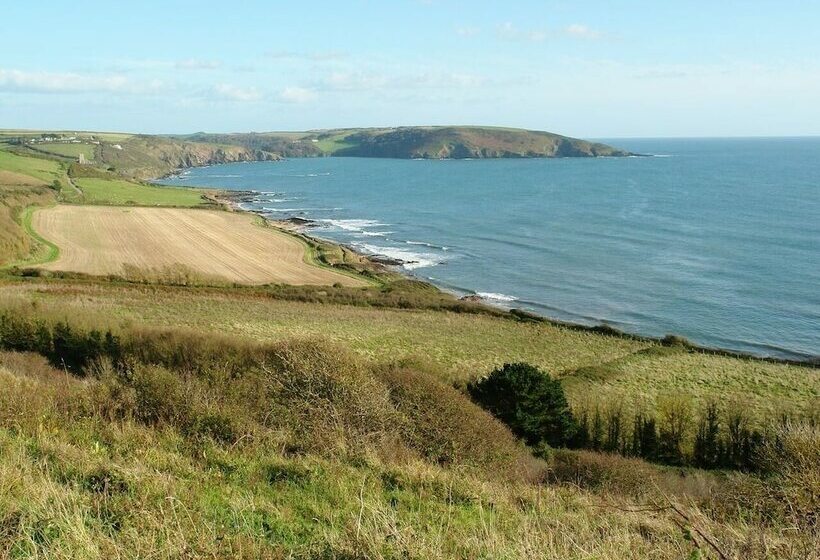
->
[[2, 126, 630, 180], [179, 126, 633, 160], [98, 135, 279, 179]]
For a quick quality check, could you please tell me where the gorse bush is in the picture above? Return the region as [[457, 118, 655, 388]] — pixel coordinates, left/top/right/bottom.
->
[[0, 311, 534, 480], [0, 318, 817, 557], [377, 365, 538, 479], [467, 362, 577, 448]]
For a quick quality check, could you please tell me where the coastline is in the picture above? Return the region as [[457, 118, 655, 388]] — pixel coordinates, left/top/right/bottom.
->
[[203, 188, 819, 368]]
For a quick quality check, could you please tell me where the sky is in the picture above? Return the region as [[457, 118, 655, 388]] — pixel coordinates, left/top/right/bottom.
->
[[1, 1, 819, 137]]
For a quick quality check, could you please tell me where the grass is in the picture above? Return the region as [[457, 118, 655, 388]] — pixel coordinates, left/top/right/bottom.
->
[[73, 178, 206, 206], [0, 134, 816, 557], [0, 150, 65, 184], [0, 280, 815, 421], [2, 206, 60, 268], [314, 132, 357, 154], [0, 185, 57, 266], [0, 325, 815, 559], [33, 143, 96, 161]]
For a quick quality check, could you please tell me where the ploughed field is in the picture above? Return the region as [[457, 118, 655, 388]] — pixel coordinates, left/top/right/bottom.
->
[[31, 205, 364, 286]]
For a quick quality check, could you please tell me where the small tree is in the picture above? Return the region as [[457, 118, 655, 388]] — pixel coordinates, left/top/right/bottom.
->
[[694, 401, 721, 468], [467, 362, 577, 448]]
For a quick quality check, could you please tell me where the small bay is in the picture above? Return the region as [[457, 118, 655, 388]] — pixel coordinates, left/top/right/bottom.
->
[[162, 137, 820, 360]]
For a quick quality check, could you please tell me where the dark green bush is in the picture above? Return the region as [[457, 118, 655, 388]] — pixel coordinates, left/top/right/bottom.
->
[[467, 362, 577, 448]]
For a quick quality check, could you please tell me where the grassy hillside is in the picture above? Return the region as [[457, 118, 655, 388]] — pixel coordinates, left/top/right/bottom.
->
[[1, 280, 815, 422], [71, 178, 205, 206], [0, 149, 63, 266], [182, 126, 632, 160], [96, 135, 278, 179], [0, 130, 817, 558], [0, 305, 816, 558], [3, 126, 631, 182]]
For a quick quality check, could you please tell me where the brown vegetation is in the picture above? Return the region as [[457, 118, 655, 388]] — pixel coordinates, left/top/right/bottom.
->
[[31, 205, 366, 286]]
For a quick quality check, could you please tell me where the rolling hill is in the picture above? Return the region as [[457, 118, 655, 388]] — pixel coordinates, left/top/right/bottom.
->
[[181, 126, 633, 160]]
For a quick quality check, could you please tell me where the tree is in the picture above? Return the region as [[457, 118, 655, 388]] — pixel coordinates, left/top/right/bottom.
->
[[467, 362, 577, 448], [694, 401, 721, 468], [657, 396, 692, 465]]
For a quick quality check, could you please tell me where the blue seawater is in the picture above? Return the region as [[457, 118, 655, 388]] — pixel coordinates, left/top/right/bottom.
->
[[161, 138, 820, 360]]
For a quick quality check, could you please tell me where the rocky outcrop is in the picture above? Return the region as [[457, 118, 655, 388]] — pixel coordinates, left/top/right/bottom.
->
[[98, 136, 279, 179]]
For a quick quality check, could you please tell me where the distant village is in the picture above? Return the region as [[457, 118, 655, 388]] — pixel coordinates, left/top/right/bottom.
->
[[22, 133, 123, 163]]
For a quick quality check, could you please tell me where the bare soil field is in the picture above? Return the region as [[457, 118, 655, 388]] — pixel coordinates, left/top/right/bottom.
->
[[31, 205, 365, 286]]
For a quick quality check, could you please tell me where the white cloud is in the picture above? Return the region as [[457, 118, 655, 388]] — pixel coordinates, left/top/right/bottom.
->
[[278, 86, 317, 103], [0, 68, 161, 94], [213, 83, 262, 102], [266, 50, 346, 62], [496, 22, 548, 43], [497, 22, 604, 42], [174, 58, 222, 70], [313, 70, 489, 93], [455, 25, 480, 37], [564, 24, 601, 40]]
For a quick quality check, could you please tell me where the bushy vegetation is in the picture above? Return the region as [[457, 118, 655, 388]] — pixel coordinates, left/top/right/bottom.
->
[[0, 186, 56, 266], [570, 397, 817, 472], [466, 360, 816, 475], [0, 315, 817, 557]]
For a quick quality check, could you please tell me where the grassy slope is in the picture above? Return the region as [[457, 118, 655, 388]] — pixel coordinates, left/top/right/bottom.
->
[[2, 281, 816, 421], [181, 126, 631, 159], [33, 143, 96, 161], [72, 178, 205, 206], [0, 149, 65, 184], [0, 312, 815, 559], [0, 148, 63, 265]]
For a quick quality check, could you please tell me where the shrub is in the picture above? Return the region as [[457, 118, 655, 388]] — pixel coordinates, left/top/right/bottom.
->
[[467, 362, 577, 448], [130, 365, 190, 426], [377, 365, 539, 480], [547, 449, 656, 496], [262, 338, 396, 454]]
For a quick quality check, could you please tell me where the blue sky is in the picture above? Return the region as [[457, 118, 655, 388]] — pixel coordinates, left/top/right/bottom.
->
[[1, 1, 818, 137]]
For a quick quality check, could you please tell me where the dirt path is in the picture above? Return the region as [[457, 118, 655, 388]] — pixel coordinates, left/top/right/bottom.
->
[[31, 205, 366, 286]]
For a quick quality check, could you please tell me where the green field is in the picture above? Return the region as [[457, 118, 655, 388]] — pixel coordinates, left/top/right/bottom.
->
[[73, 177, 205, 206], [0, 131, 816, 558], [1, 281, 815, 420], [0, 285, 815, 559], [314, 132, 357, 154], [0, 150, 65, 184], [34, 143, 96, 161]]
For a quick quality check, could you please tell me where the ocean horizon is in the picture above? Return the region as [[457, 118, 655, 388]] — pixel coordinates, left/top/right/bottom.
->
[[162, 137, 820, 361]]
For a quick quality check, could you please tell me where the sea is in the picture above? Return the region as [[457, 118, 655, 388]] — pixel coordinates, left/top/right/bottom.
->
[[160, 137, 820, 361]]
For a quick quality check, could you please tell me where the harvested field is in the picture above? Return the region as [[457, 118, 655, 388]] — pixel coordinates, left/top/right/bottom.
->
[[31, 205, 365, 286]]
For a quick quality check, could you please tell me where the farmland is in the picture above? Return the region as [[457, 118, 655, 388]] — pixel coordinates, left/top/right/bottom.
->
[[71, 177, 205, 206], [0, 130, 816, 559], [30, 206, 366, 286]]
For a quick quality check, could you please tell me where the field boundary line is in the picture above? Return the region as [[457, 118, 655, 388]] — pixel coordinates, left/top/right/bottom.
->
[[2, 205, 60, 269]]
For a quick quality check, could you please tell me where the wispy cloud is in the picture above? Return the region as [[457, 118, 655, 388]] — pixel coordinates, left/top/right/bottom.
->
[[563, 24, 601, 40], [497, 22, 547, 42], [455, 25, 481, 38], [174, 58, 222, 70], [266, 50, 347, 62], [497, 22, 604, 42], [213, 83, 262, 102], [0, 68, 162, 94], [313, 70, 489, 93], [278, 86, 317, 103]]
